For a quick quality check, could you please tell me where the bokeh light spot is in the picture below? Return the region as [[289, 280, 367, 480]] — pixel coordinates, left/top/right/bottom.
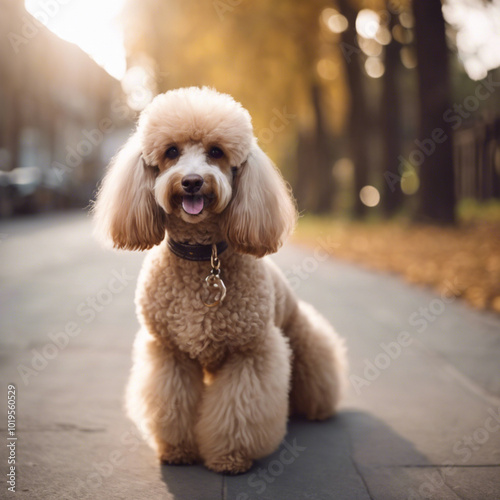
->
[[400, 47, 417, 69], [121, 66, 154, 111], [365, 57, 385, 78], [356, 9, 380, 39], [401, 172, 420, 195], [360, 186, 380, 207], [327, 13, 348, 34], [375, 26, 392, 46], [358, 36, 382, 57]]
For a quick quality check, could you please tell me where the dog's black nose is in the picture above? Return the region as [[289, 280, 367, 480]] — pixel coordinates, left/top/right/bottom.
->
[[181, 174, 204, 194]]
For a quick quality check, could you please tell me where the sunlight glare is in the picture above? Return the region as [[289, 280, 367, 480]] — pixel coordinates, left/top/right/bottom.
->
[[25, 0, 127, 80]]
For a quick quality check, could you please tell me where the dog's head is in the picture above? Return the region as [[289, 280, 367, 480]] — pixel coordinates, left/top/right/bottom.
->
[[93, 87, 297, 257]]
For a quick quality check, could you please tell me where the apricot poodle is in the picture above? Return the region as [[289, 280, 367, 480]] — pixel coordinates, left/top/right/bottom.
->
[[93, 87, 346, 474]]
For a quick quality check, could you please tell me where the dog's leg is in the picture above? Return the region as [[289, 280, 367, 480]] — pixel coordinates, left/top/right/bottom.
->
[[195, 326, 291, 474], [285, 300, 347, 420], [126, 328, 203, 464]]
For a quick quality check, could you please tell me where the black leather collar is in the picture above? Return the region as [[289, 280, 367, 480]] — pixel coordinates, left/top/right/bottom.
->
[[167, 238, 228, 261]]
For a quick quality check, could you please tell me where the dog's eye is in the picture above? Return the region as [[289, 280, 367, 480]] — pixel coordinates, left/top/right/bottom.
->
[[165, 146, 179, 160], [208, 147, 224, 159]]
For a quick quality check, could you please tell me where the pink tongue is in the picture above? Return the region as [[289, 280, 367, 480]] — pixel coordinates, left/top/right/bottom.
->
[[182, 195, 204, 215]]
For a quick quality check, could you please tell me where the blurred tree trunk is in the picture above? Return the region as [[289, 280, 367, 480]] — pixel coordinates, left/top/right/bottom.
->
[[293, 85, 334, 215], [310, 82, 334, 213], [337, 0, 370, 218], [7, 94, 21, 170], [294, 129, 314, 210], [381, 12, 404, 216], [413, 0, 456, 224]]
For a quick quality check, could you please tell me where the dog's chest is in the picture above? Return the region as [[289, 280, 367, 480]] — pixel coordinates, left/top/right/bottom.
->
[[138, 256, 269, 367]]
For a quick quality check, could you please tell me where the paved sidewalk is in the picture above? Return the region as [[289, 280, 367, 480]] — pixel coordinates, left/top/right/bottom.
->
[[0, 213, 499, 499]]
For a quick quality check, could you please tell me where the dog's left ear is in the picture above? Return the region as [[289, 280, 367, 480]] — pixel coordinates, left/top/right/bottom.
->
[[223, 141, 297, 257]]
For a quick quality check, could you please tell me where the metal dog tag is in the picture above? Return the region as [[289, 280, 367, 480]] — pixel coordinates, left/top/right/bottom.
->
[[202, 244, 227, 307], [202, 271, 227, 308]]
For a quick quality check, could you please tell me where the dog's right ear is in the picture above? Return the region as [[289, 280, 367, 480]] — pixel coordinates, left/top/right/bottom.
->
[[223, 141, 297, 257], [92, 133, 166, 251]]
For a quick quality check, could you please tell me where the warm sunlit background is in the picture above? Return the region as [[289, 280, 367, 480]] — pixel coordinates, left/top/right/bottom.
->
[[1, 0, 500, 311], [24, 0, 500, 81]]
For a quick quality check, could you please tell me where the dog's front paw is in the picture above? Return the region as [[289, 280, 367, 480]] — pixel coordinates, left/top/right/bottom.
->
[[204, 452, 252, 474], [159, 443, 200, 465]]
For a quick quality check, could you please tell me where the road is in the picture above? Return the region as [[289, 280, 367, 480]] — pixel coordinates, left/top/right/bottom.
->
[[1, 212, 499, 500]]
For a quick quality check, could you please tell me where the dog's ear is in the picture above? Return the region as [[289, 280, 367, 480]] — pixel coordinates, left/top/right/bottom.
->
[[92, 134, 166, 251], [224, 141, 297, 257]]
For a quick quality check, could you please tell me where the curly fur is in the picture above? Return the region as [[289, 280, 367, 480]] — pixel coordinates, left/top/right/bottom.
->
[[92, 87, 347, 474]]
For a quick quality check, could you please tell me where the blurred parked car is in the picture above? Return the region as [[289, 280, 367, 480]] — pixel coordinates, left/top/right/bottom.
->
[[0, 167, 75, 217]]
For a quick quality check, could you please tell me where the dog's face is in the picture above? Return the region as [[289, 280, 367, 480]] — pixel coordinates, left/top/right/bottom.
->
[[139, 87, 254, 226], [93, 87, 296, 256], [154, 142, 233, 223]]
